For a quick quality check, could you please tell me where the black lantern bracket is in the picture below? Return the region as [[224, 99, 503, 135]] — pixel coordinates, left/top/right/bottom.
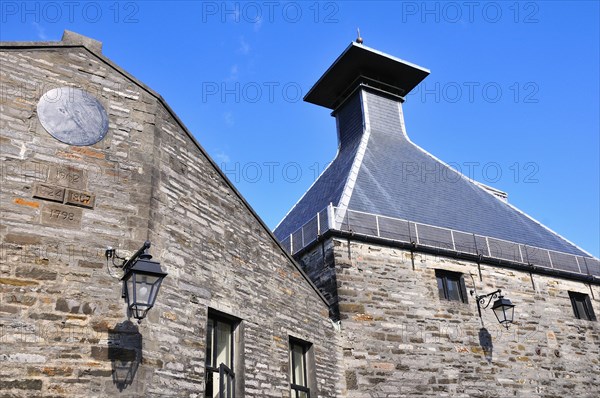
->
[[105, 241, 151, 276], [470, 288, 515, 330], [105, 241, 168, 323]]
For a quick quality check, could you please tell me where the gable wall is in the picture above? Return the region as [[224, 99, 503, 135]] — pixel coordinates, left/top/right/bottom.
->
[[0, 46, 340, 397]]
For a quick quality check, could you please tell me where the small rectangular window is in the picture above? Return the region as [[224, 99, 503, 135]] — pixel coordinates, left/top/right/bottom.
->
[[289, 338, 311, 398], [435, 269, 468, 303], [569, 291, 596, 321], [206, 310, 239, 398]]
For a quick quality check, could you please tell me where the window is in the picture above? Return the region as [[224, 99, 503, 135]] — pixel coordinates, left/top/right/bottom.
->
[[205, 311, 238, 398], [569, 292, 596, 321], [435, 269, 468, 303], [289, 338, 311, 398]]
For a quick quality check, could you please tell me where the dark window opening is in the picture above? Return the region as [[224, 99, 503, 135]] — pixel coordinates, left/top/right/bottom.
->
[[436, 269, 468, 303], [569, 291, 596, 321], [289, 338, 311, 398], [206, 311, 237, 398]]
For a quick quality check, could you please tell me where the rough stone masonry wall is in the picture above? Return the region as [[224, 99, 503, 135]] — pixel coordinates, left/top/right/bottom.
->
[[145, 76, 341, 398], [299, 237, 600, 398], [1, 45, 159, 397], [0, 43, 340, 397]]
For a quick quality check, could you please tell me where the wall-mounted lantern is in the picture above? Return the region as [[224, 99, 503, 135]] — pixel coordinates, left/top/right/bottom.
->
[[471, 289, 515, 329], [106, 241, 167, 323]]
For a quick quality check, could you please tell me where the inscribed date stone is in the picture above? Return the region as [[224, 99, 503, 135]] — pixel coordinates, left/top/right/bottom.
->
[[47, 165, 86, 190], [33, 183, 65, 203], [65, 189, 95, 209], [41, 203, 82, 228]]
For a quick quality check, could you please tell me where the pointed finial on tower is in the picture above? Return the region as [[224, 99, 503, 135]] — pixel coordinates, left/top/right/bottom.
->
[[356, 28, 363, 44]]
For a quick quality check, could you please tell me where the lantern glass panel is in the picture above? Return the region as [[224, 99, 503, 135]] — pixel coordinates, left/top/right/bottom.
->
[[126, 274, 134, 307], [124, 269, 164, 320], [493, 306, 506, 323], [506, 305, 515, 323], [135, 274, 160, 306], [492, 298, 515, 325]]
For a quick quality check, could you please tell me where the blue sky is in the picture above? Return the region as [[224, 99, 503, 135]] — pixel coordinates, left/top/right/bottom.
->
[[2, 1, 599, 257]]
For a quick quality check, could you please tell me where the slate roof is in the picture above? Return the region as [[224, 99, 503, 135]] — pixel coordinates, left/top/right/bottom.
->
[[274, 44, 594, 261], [274, 93, 364, 239], [348, 91, 588, 256]]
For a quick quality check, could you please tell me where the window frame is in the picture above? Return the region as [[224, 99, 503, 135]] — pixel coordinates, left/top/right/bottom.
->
[[435, 269, 468, 304], [289, 337, 312, 398], [205, 310, 240, 398], [569, 291, 596, 321]]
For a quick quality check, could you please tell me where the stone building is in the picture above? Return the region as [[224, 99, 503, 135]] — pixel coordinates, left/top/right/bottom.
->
[[274, 42, 600, 397], [1, 31, 599, 398], [0, 31, 339, 397]]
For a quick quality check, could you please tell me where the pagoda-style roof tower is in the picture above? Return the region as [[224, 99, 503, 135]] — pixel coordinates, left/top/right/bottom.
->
[[275, 41, 598, 278]]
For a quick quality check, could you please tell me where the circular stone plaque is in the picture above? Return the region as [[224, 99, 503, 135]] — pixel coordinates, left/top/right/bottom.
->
[[37, 87, 109, 146]]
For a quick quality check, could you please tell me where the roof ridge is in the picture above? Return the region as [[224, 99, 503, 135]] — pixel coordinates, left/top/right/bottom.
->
[[334, 90, 372, 228]]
